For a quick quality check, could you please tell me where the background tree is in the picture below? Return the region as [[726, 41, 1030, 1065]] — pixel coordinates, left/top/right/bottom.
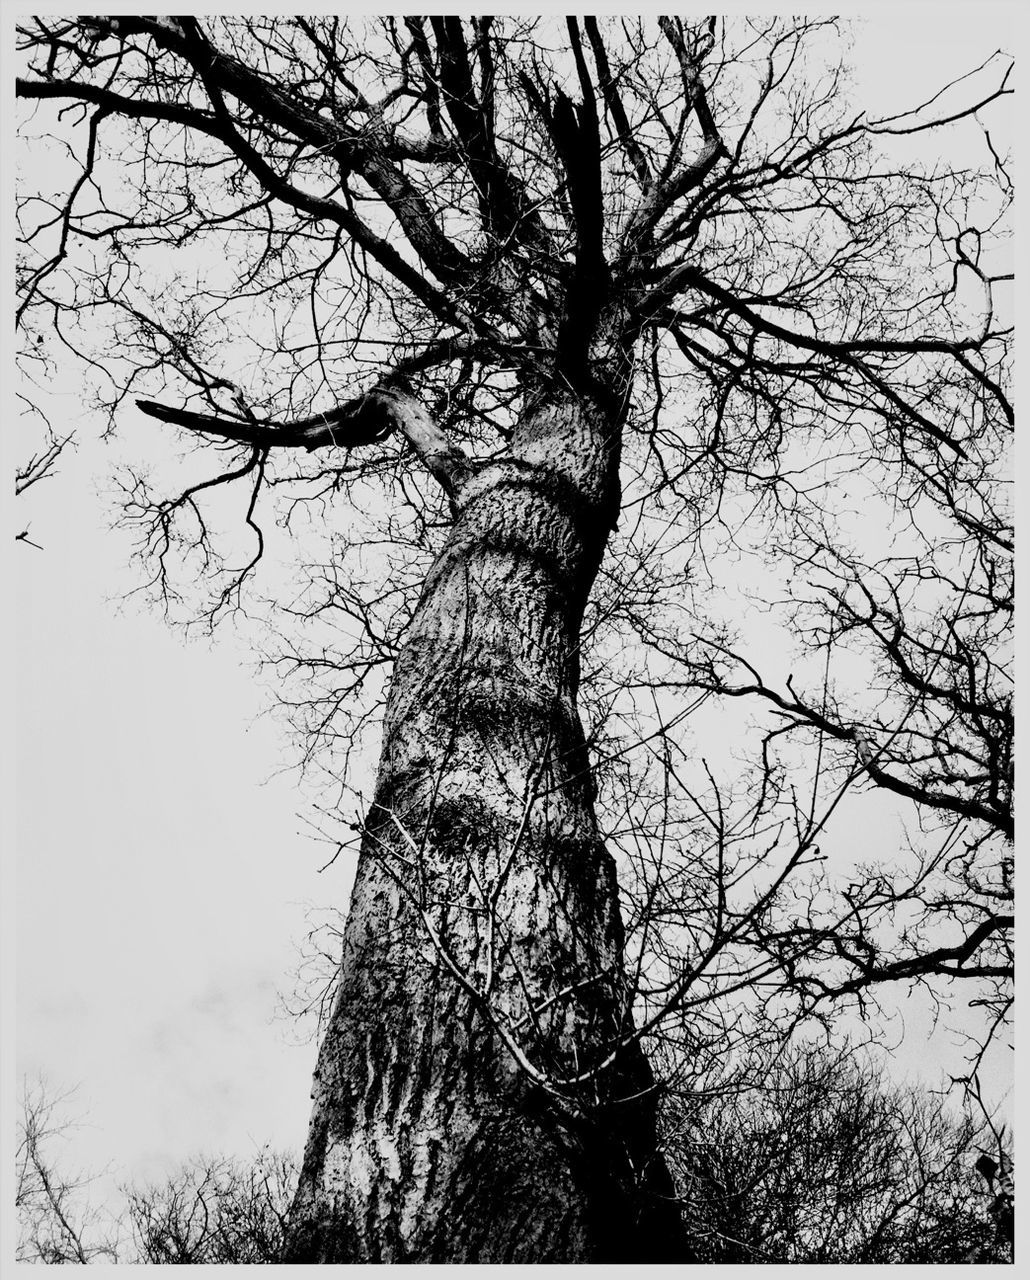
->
[[14, 1062, 1009, 1265], [16, 14, 1012, 1263], [665, 1044, 1011, 1263], [15, 1078, 295, 1265], [16, 1078, 120, 1265], [125, 1148, 296, 1264]]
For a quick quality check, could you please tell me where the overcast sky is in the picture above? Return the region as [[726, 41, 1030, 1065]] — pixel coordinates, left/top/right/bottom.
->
[[8, 1, 1015, 1242]]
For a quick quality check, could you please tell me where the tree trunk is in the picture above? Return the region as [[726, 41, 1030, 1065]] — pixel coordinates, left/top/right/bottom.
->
[[285, 383, 685, 1262]]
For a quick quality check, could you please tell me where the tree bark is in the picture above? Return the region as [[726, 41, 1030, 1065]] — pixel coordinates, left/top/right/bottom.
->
[[285, 383, 685, 1262]]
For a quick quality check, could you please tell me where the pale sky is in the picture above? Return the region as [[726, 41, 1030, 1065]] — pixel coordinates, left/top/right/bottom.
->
[[13, 437, 339, 1201], [6, 2, 1016, 1254]]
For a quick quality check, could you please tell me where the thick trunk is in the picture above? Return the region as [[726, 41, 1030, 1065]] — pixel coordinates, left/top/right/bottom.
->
[[285, 385, 684, 1262]]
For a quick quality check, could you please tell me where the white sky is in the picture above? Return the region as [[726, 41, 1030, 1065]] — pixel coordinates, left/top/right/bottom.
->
[[4, 1, 1017, 1257]]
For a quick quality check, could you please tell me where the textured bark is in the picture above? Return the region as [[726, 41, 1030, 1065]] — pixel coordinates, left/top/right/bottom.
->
[[285, 384, 685, 1262]]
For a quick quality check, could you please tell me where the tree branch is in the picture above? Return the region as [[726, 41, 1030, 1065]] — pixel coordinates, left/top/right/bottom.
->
[[137, 382, 470, 497]]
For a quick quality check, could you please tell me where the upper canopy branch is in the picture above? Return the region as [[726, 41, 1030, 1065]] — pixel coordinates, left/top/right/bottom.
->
[[582, 17, 653, 196], [616, 17, 727, 266], [421, 17, 553, 257], [863, 56, 1013, 136], [647, 266, 1001, 459], [656, 16, 720, 146], [17, 77, 464, 329], [650, 265, 986, 356], [21, 17, 474, 298]]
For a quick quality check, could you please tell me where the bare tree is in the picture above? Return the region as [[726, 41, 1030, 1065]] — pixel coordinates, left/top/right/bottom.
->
[[16, 15, 1011, 1262], [15, 1076, 295, 1266], [16, 1078, 119, 1264], [126, 1149, 296, 1264], [665, 1043, 1011, 1263]]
